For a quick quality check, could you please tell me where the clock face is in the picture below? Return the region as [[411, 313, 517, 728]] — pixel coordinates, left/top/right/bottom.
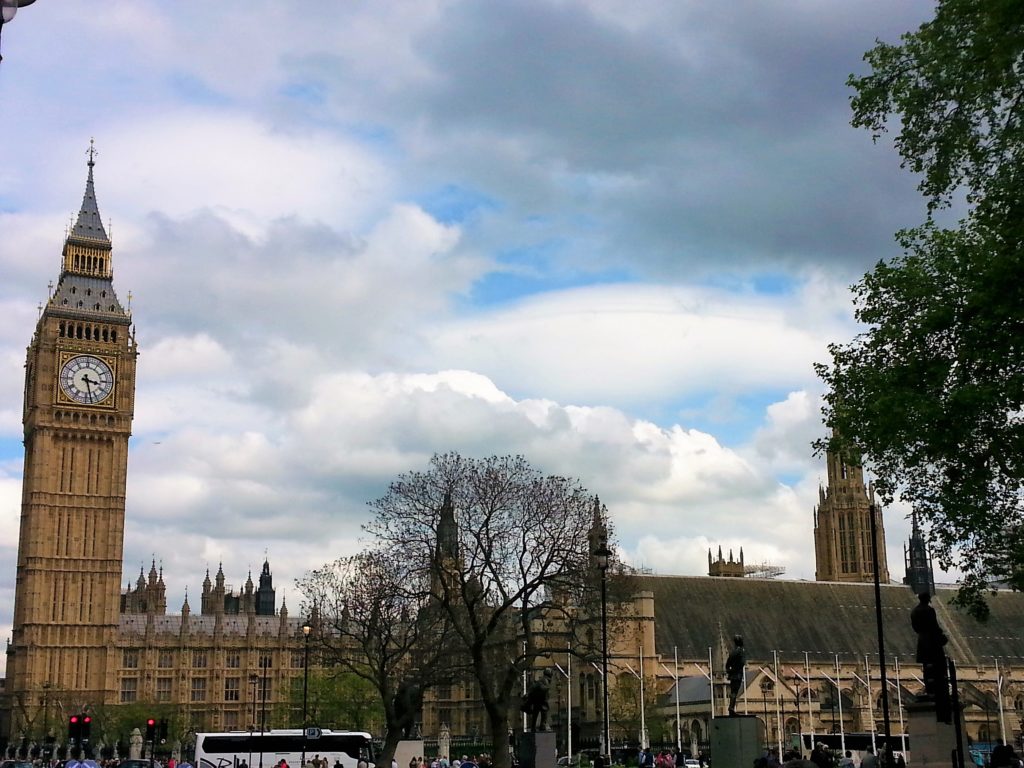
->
[[59, 355, 115, 405]]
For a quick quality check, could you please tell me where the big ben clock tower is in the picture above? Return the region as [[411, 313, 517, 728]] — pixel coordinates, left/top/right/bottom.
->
[[7, 145, 138, 733]]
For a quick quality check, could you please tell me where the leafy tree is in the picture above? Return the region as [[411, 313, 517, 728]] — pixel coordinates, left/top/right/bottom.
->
[[281, 668, 384, 734], [365, 453, 618, 768], [819, 0, 1024, 615], [608, 674, 663, 750]]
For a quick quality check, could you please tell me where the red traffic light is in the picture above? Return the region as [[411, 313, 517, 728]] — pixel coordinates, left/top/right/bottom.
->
[[147, 719, 156, 726], [70, 716, 79, 724], [83, 716, 92, 724]]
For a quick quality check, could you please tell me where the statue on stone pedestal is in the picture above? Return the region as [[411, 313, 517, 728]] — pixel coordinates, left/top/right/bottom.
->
[[725, 635, 746, 716], [129, 728, 143, 760], [520, 669, 554, 732], [911, 592, 951, 723], [438, 723, 450, 760]]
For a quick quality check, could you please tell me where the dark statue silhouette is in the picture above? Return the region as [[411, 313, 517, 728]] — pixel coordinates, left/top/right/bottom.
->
[[725, 635, 746, 716], [393, 680, 423, 739], [521, 668, 554, 732], [911, 592, 952, 723]]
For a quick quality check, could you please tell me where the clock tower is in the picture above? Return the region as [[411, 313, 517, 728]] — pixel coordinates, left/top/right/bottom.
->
[[7, 147, 138, 734]]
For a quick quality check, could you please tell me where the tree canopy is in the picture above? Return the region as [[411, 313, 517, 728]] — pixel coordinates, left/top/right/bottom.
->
[[819, 0, 1024, 616]]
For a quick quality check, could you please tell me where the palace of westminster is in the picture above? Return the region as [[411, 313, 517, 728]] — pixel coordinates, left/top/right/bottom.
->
[[2, 158, 1023, 756]]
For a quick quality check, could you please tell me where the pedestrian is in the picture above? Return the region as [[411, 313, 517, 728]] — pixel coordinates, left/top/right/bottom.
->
[[838, 750, 854, 768], [860, 746, 878, 768]]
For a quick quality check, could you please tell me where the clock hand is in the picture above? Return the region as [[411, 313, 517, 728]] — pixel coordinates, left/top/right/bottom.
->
[[83, 377, 95, 403]]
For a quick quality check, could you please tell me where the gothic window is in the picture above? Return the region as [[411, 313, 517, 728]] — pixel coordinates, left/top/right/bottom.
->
[[226, 652, 241, 669], [224, 711, 239, 729], [120, 677, 138, 703], [191, 677, 208, 702], [156, 677, 173, 702], [291, 652, 304, 669], [260, 678, 273, 700], [123, 649, 139, 669], [158, 650, 174, 668], [225, 677, 241, 702], [193, 650, 208, 668], [259, 652, 273, 669]]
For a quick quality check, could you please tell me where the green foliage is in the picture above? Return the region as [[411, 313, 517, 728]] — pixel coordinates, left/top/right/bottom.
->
[[822, 0, 1024, 616], [284, 669, 384, 733], [849, 0, 1024, 214]]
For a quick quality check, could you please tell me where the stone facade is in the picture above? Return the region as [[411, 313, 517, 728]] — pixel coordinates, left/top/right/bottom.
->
[[814, 450, 890, 584]]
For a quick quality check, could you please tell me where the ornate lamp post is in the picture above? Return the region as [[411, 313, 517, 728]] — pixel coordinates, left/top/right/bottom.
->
[[301, 621, 312, 768], [0, 0, 36, 61], [594, 537, 613, 763]]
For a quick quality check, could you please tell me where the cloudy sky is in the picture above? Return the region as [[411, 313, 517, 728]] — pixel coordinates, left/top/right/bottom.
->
[[0, 0, 942, 668]]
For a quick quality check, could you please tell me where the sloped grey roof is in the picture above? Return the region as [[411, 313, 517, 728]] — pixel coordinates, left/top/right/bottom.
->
[[664, 676, 711, 705], [71, 160, 109, 242], [50, 273, 127, 319], [120, 614, 303, 637], [636, 575, 1024, 666]]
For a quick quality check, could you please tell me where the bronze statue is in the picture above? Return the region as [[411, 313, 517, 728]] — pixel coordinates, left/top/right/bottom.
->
[[725, 635, 746, 716], [521, 668, 554, 732], [393, 680, 423, 739], [910, 592, 951, 723]]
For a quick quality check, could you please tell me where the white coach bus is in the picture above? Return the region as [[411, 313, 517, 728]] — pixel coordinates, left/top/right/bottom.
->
[[195, 730, 374, 768]]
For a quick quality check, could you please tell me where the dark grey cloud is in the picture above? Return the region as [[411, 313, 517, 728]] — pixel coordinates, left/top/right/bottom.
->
[[288, 0, 937, 276]]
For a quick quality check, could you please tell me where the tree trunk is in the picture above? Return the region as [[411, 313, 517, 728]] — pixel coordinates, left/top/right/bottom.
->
[[485, 703, 512, 768], [376, 730, 402, 768]]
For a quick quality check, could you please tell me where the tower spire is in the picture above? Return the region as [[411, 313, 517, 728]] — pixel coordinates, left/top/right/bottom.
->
[[71, 139, 109, 243]]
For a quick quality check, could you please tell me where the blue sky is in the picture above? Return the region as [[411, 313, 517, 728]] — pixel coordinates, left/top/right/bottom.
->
[[0, 0, 946, 671]]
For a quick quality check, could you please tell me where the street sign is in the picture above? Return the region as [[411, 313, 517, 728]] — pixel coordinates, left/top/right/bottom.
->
[[305, 727, 322, 740]]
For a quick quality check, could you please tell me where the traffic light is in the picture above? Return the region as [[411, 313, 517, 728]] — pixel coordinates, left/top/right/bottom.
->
[[68, 714, 81, 744], [81, 715, 92, 743], [145, 718, 156, 743], [159, 719, 168, 743]]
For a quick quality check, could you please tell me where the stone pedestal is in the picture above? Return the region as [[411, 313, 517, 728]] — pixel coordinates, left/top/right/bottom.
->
[[395, 740, 425, 768], [907, 700, 960, 767], [710, 715, 763, 768], [519, 732, 556, 768]]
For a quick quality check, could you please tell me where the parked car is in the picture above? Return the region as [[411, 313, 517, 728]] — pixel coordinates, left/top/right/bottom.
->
[[1, 760, 34, 768], [118, 760, 152, 768]]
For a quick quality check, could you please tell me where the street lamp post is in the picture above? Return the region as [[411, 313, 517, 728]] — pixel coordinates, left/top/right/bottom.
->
[[594, 537, 613, 764], [301, 621, 312, 768], [869, 503, 894, 766]]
